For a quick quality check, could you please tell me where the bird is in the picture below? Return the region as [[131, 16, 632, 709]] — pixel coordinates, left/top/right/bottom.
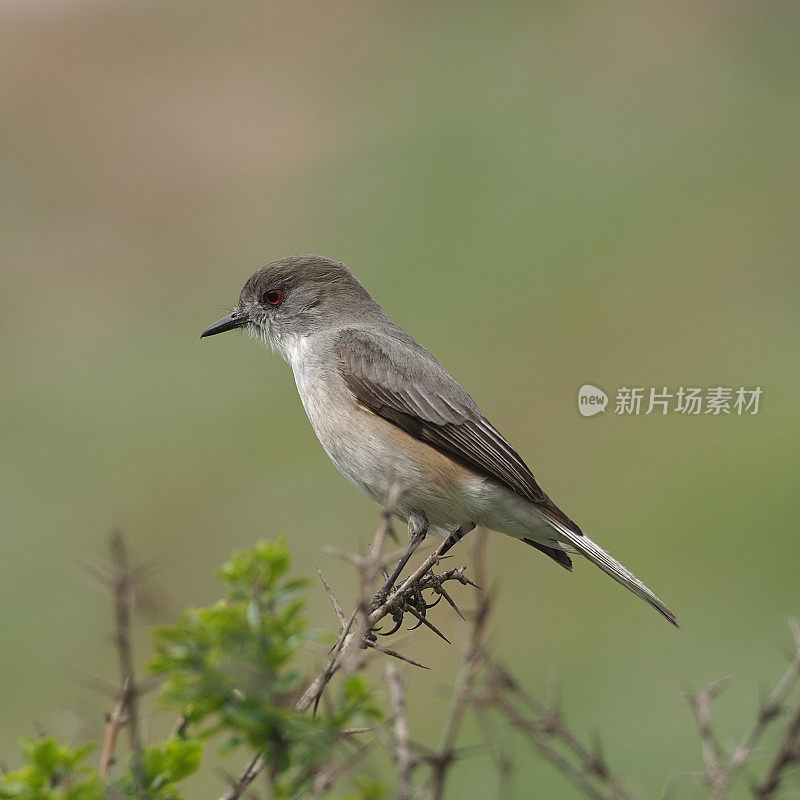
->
[[201, 254, 677, 627]]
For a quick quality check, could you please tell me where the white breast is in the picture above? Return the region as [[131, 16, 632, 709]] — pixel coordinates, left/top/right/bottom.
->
[[284, 335, 344, 451], [283, 334, 478, 535], [281, 333, 311, 369]]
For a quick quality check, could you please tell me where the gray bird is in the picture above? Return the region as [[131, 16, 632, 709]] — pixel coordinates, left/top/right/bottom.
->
[[201, 255, 677, 626]]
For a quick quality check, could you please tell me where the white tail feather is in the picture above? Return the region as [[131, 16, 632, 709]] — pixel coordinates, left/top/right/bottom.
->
[[542, 515, 678, 627]]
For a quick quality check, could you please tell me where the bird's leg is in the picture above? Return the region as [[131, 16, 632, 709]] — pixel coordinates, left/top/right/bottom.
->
[[440, 522, 476, 555], [374, 510, 428, 604]]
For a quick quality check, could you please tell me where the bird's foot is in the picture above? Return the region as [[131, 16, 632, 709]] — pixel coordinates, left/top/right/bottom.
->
[[371, 577, 444, 637]]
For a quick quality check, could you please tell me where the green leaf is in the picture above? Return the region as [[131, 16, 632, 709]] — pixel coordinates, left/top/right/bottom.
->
[[143, 738, 203, 787], [0, 738, 102, 800]]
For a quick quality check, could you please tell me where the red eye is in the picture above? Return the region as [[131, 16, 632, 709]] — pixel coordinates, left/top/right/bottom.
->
[[264, 289, 282, 306]]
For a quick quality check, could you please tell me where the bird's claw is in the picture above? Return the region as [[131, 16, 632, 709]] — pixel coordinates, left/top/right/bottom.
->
[[376, 607, 404, 637], [425, 593, 443, 610], [369, 567, 464, 641]]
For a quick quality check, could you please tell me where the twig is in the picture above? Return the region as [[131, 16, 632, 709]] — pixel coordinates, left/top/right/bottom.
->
[[220, 489, 406, 799], [726, 620, 800, 784], [220, 494, 475, 799], [218, 753, 264, 800], [94, 532, 146, 795], [98, 692, 127, 777], [220, 510, 388, 799], [483, 689, 619, 800], [686, 680, 729, 800], [295, 610, 358, 714], [318, 569, 346, 630], [367, 537, 454, 628], [429, 531, 493, 800], [385, 662, 415, 800], [752, 694, 800, 799], [474, 704, 515, 800], [366, 640, 429, 669], [310, 741, 372, 796], [298, 511, 472, 714], [476, 658, 638, 800], [659, 769, 706, 800]]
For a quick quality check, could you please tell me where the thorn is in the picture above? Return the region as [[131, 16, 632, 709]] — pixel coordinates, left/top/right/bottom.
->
[[317, 569, 346, 629], [404, 604, 451, 644], [366, 640, 429, 669], [437, 585, 466, 620]]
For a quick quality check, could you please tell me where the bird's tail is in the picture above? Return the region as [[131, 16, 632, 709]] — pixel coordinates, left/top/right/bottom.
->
[[542, 515, 678, 627]]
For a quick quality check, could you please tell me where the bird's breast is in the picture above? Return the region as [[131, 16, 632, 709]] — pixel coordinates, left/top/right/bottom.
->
[[290, 358, 482, 528]]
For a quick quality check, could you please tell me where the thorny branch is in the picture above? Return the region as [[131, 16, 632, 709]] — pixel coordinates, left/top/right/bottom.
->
[[752, 698, 800, 800], [89, 532, 148, 795], [220, 494, 800, 800], [683, 620, 800, 800], [426, 531, 493, 800], [385, 663, 414, 800], [81, 516, 800, 800], [297, 488, 476, 715], [728, 619, 800, 787], [220, 488, 478, 800], [477, 671, 634, 800], [687, 681, 728, 800]]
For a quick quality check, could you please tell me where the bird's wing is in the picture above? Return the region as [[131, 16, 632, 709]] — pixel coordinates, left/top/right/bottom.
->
[[334, 327, 582, 535]]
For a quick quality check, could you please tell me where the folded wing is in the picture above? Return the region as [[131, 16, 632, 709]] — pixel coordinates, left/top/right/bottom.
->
[[335, 328, 583, 539]]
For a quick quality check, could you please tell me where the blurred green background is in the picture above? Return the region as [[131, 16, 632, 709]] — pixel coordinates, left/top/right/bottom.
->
[[1, 2, 798, 796]]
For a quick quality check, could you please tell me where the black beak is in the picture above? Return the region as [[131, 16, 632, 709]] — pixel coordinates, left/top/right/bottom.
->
[[200, 312, 248, 338]]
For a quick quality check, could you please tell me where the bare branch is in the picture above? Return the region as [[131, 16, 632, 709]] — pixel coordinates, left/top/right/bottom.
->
[[686, 680, 729, 800], [311, 741, 372, 797], [385, 662, 416, 800], [98, 692, 128, 778], [367, 537, 455, 628], [475, 656, 638, 800], [474, 705, 515, 800], [318, 569, 346, 630], [218, 754, 264, 800], [295, 610, 358, 714], [751, 705, 800, 799], [366, 640, 429, 670], [94, 531, 146, 796], [484, 688, 629, 800], [752, 669, 800, 799], [220, 493, 476, 798], [297, 515, 473, 714], [429, 532, 493, 800], [659, 769, 706, 800], [727, 620, 800, 783]]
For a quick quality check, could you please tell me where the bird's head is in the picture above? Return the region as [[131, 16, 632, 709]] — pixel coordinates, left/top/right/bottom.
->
[[201, 254, 378, 360]]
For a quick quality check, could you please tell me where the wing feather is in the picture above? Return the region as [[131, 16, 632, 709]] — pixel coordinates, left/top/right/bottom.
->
[[335, 328, 582, 535]]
